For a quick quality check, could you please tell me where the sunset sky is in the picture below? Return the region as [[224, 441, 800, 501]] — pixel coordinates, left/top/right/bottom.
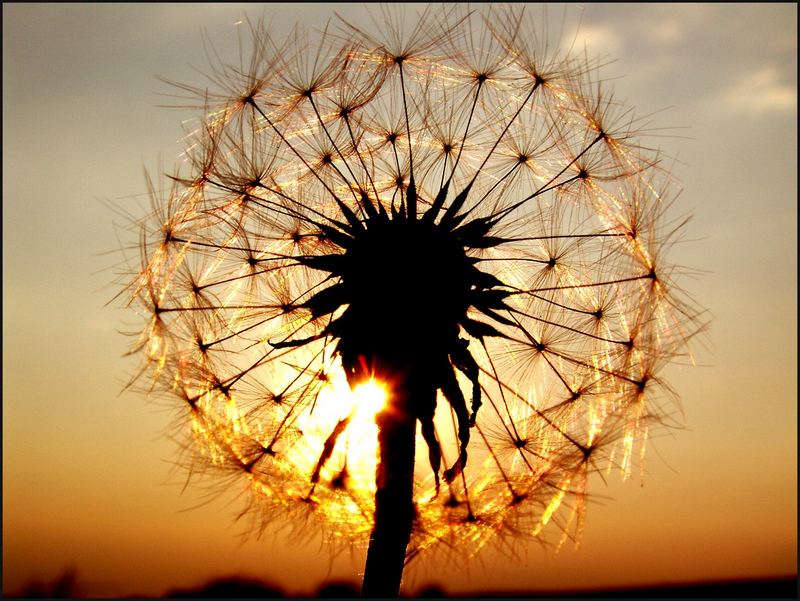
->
[[3, 3, 796, 597]]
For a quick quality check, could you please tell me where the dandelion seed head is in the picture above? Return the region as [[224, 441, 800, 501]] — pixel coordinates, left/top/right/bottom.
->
[[121, 4, 702, 566]]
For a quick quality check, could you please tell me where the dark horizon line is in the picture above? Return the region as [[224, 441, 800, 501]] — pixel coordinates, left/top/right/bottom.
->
[[448, 575, 798, 599], [7, 572, 796, 599], [165, 574, 798, 599]]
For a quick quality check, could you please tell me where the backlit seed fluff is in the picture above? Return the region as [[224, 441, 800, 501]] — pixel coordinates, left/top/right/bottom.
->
[[122, 4, 702, 563]]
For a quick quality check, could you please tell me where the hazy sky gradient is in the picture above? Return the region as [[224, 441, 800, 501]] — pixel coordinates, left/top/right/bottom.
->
[[3, 3, 796, 597]]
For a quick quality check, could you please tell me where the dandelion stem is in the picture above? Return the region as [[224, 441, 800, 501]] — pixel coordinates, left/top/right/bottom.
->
[[361, 386, 416, 598]]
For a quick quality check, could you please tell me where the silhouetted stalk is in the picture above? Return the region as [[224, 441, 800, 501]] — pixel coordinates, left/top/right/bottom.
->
[[361, 387, 417, 598]]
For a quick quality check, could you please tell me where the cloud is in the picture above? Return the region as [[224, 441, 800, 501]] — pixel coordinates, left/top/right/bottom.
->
[[720, 66, 797, 115], [564, 23, 624, 60], [649, 19, 684, 45], [641, 4, 714, 47]]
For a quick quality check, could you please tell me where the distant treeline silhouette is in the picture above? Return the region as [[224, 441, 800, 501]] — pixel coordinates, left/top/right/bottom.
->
[[7, 571, 796, 598], [162, 576, 796, 598]]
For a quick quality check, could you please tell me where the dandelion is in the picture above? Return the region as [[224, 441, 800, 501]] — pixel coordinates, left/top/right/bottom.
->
[[120, 5, 701, 597]]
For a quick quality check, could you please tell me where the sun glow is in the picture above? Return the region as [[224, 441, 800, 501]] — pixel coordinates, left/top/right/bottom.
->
[[284, 370, 390, 506], [352, 379, 389, 421]]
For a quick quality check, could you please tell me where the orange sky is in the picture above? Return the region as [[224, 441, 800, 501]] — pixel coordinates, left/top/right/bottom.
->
[[3, 3, 796, 597]]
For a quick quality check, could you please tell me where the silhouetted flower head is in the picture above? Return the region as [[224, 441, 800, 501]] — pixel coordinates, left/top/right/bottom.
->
[[123, 5, 701, 562]]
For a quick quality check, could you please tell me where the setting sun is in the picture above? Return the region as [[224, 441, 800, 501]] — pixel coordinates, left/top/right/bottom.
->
[[279, 368, 390, 524], [351, 380, 388, 422]]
